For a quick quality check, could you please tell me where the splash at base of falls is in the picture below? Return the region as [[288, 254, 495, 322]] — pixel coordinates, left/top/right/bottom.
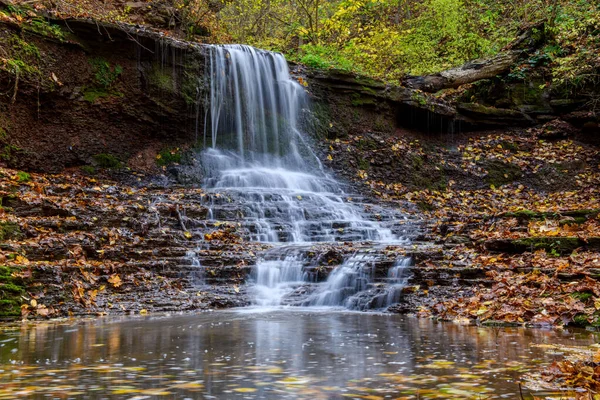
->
[[305, 255, 413, 310], [250, 246, 413, 311], [253, 248, 307, 307]]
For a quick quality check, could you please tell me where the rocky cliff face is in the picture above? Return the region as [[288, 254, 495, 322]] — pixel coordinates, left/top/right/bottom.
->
[[0, 15, 206, 173]]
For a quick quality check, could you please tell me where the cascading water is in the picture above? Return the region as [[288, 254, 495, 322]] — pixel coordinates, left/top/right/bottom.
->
[[201, 44, 413, 309], [186, 250, 204, 285]]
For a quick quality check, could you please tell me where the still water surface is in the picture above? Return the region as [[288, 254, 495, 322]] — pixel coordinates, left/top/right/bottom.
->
[[1, 309, 597, 399]]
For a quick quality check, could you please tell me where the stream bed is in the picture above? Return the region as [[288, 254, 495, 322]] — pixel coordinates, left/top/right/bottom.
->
[[1, 309, 598, 399]]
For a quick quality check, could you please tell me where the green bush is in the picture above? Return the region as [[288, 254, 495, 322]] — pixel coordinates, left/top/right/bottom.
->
[[90, 58, 123, 88]]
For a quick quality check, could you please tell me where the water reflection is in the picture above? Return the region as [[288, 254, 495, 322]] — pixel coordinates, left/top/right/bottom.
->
[[0, 309, 597, 399]]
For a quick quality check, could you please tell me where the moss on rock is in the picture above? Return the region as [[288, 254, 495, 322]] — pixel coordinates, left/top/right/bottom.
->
[[92, 153, 122, 169], [0, 221, 22, 241], [0, 265, 25, 318]]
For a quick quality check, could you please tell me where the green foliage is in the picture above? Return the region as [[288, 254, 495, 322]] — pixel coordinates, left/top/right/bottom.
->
[[212, 0, 600, 88], [157, 148, 182, 166], [28, 18, 65, 40], [16, 171, 30, 182], [92, 153, 122, 169], [0, 34, 42, 93], [90, 58, 123, 88], [295, 44, 356, 71], [83, 59, 124, 103], [548, 248, 560, 258], [9, 35, 40, 60], [549, 3, 600, 95], [5, 5, 27, 17]]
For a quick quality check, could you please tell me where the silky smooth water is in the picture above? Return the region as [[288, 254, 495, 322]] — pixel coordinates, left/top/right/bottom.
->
[[1, 310, 597, 399], [200, 45, 412, 308]]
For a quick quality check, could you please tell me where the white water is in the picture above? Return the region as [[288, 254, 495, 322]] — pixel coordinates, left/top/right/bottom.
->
[[201, 45, 412, 309], [253, 250, 307, 306], [306, 252, 377, 307], [383, 257, 413, 306], [186, 250, 204, 285]]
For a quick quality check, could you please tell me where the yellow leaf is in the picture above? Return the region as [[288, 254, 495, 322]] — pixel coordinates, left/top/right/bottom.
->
[[30, 299, 37, 307], [183, 231, 193, 239], [108, 274, 122, 288], [233, 388, 257, 393], [16, 255, 29, 265]]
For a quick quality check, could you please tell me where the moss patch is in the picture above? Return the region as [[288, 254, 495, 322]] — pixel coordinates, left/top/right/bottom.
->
[[80, 165, 97, 175], [83, 58, 124, 103], [0, 144, 22, 162], [16, 171, 30, 182], [82, 87, 123, 103], [513, 237, 581, 255], [572, 313, 600, 328], [0, 222, 22, 241], [504, 209, 599, 221], [351, 93, 376, 107], [571, 292, 594, 302], [92, 153, 122, 169], [148, 65, 175, 92], [0, 265, 25, 318]]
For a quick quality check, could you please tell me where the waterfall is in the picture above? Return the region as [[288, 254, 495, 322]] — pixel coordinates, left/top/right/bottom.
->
[[186, 250, 204, 286], [203, 44, 316, 173], [305, 252, 377, 308], [201, 45, 412, 308]]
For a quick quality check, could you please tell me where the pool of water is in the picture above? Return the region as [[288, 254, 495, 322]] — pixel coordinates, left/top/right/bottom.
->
[[1, 308, 597, 399]]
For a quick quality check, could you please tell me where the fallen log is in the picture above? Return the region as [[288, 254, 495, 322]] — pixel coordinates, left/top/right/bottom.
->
[[403, 50, 522, 92]]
